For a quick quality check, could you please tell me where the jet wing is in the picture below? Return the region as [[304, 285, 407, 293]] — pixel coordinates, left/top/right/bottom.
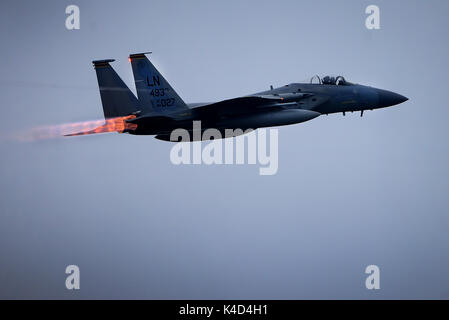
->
[[191, 94, 312, 117], [122, 97, 283, 126]]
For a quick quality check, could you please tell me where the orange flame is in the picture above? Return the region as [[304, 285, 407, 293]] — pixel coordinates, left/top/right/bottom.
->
[[13, 115, 138, 142], [65, 115, 138, 136]]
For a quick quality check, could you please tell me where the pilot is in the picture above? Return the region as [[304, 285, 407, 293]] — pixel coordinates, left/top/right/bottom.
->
[[322, 76, 336, 85]]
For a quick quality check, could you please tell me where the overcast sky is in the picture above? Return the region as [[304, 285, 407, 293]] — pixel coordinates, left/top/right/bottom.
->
[[0, 0, 448, 299]]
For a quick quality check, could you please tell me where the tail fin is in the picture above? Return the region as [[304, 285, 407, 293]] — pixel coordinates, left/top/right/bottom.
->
[[129, 52, 188, 113], [93, 59, 141, 118]]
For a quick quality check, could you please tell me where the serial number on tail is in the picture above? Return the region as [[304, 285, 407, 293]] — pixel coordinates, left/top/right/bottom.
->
[[153, 98, 175, 107]]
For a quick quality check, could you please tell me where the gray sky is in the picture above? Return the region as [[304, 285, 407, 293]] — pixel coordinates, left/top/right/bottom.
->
[[0, 0, 448, 299]]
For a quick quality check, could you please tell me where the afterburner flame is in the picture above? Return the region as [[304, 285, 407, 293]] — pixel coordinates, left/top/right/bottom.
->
[[15, 115, 138, 142], [65, 115, 138, 136]]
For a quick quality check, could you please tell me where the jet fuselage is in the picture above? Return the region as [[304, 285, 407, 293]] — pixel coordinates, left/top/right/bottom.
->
[[127, 81, 408, 139], [70, 56, 407, 141]]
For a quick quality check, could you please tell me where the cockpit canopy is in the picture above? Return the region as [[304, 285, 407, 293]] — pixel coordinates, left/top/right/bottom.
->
[[310, 75, 352, 86]]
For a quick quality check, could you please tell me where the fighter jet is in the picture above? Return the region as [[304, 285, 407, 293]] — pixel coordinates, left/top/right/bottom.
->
[[66, 52, 408, 140]]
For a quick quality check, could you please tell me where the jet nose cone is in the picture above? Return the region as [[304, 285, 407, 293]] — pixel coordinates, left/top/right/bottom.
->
[[377, 89, 408, 108]]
